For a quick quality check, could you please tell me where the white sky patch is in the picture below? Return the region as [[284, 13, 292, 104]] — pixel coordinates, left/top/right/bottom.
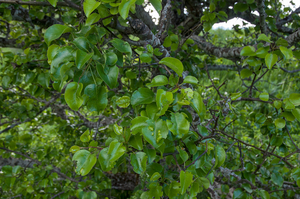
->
[[145, 0, 300, 29], [213, 0, 300, 29]]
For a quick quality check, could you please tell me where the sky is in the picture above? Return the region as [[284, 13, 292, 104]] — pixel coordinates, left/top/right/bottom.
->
[[213, 0, 300, 29], [145, 0, 300, 29]]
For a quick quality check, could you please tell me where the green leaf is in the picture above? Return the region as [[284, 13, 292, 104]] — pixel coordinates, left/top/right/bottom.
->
[[142, 119, 168, 148], [73, 37, 92, 53], [271, 172, 284, 187], [47, 0, 57, 7], [146, 75, 168, 87], [140, 53, 152, 63], [165, 181, 181, 198], [131, 116, 149, 135], [113, 124, 123, 135], [159, 57, 184, 77], [156, 89, 173, 116], [233, 3, 248, 13], [191, 91, 206, 121], [231, 93, 241, 100], [259, 92, 269, 101], [86, 13, 100, 26], [240, 69, 252, 79], [51, 46, 74, 67], [180, 170, 193, 194], [150, 172, 161, 181], [233, 188, 245, 199], [281, 112, 295, 121], [183, 76, 199, 84], [82, 191, 97, 199], [119, 0, 136, 19], [44, 24, 72, 46], [289, 93, 300, 106], [255, 46, 269, 58], [177, 147, 188, 162], [215, 145, 226, 168], [116, 96, 131, 108], [83, 0, 100, 18], [80, 129, 91, 142], [280, 46, 293, 60], [70, 146, 81, 153], [76, 49, 93, 69], [274, 101, 282, 109], [128, 134, 143, 150], [96, 64, 119, 89], [84, 84, 108, 112], [258, 34, 271, 43], [38, 73, 50, 88], [72, 150, 97, 176], [130, 152, 147, 174], [105, 52, 118, 66], [65, 82, 84, 111], [99, 140, 126, 171], [198, 177, 210, 189], [240, 46, 256, 56], [167, 112, 190, 138], [292, 109, 300, 122], [110, 38, 132, 57], [274, 118, 286, 129], [265, 53, 278, 69], [270, 136, 283, 146], [149, 0, 162, 13], [297, 178, 300, 187], [131, 87, 155, 106]]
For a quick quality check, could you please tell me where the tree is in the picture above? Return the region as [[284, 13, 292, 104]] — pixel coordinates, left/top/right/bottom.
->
[[1, 0, 300, 198]]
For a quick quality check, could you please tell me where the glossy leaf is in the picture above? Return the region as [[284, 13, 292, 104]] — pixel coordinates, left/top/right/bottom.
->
[[130, 152, 147, 174], [292, 109, 300, 122], [191, 91, 206, 121], [119, 0, 136, 19], [146, 75, 168, 87], [274, 118, 286, 129], [96, 64, 119, 89], [167, 112, 190, 138], [131, 88, 155, 106], [131, 116, 149, 135], [240, 46, 255, 56], [180, 170, 193, 194], [149, 0, 162, 13], [76, 49, 93, 69], [72, 150, 97, 176], [83, 0, 100, 18], [159, 57, 184, 77], [156, 89, 173, 116], [259, 92, 269, 101], [116, 96, 131, 108], [45, 25, 72, 46], [183, 76, 199, 84], [65, 82, 84, 111], [110, 38, 132, 57], [84, 84, 108, 112], [142, 119, 168, 148], [265, 53, 278, 69], [80, 129, 91, 142], [99, 140, 126, 171], [215, 145, 226, 168]]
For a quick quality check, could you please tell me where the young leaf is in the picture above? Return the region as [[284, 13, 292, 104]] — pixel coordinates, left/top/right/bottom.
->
[[167, 112, 190, 138]]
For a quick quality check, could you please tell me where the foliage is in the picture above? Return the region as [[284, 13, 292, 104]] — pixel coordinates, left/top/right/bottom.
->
[[1, 0, 300, 198]]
